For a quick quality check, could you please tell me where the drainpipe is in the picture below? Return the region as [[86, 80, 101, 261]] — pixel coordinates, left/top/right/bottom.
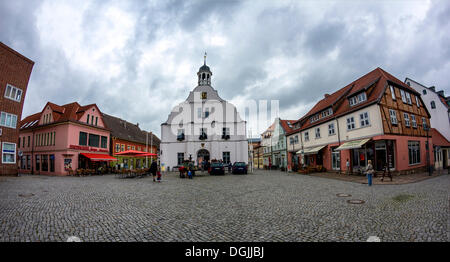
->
[[31, 130, 35, 175], [335, 116, 342, 173]]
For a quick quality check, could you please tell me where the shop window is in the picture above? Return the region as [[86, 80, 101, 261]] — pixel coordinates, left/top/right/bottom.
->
[[42, 155, 49, 171], [408, 141, 421, 165], [50, 155, 55, 172]]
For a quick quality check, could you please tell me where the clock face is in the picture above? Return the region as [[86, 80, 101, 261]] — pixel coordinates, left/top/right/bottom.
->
[[201, 92, 207, 99]]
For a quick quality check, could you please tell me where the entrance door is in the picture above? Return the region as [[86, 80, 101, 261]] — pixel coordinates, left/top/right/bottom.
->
[[197, 149, 210, 165], [332, 151, 340, 170]]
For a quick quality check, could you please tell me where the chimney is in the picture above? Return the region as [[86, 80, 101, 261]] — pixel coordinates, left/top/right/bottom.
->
[[324, 94, 330, 98], [136, 122, 139, 127]]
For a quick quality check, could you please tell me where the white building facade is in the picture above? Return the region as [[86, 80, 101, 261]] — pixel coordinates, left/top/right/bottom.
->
[[405, 78, 450, 170], [160, 60, 248, 170]]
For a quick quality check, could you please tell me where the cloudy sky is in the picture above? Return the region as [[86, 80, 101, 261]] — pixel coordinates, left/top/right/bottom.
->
[[1, 0, 449, 137]]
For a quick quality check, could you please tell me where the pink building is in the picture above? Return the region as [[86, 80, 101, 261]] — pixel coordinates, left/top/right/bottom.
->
[[18, 102, 115, 176]]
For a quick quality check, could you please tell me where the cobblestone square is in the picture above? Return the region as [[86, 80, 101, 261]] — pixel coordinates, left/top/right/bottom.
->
[[0, 171, 448, 242]]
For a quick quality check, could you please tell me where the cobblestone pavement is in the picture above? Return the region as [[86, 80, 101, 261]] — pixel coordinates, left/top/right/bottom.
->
[[0, 170, 448, 242]]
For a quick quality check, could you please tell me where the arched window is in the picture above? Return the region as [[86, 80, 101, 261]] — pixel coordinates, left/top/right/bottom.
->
[[431, 101, 436, 109], [202, 73, 205, 80], [423, 89, 427, 95]]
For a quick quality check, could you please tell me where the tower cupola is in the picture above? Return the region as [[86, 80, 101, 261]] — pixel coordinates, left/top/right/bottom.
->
[[197, 52, 212, 86]]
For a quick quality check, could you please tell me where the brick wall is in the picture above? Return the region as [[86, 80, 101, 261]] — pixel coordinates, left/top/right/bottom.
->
[[0, 42, 34, 175]]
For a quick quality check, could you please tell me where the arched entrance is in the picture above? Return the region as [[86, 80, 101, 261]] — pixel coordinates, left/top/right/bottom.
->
[[197, 149, 210, 166]]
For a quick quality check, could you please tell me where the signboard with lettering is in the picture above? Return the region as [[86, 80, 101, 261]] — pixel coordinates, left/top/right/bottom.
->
[[69, 145, 108, 153]]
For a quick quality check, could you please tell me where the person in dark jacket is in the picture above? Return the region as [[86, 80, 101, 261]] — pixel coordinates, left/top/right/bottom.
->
[[150, 161, 158, 182]]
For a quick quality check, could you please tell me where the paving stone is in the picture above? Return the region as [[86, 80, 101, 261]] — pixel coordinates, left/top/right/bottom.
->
[[0, 171, 448, 242]]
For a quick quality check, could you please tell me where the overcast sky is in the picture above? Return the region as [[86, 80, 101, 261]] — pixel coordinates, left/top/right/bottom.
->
[[1, 0, 449, 137]]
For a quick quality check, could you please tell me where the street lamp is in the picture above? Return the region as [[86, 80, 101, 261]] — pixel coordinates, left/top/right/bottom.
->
[[424, 126, 432, 176]]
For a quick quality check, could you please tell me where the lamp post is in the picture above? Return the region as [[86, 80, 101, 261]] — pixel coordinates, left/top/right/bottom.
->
[[424, 126, 432, 176]]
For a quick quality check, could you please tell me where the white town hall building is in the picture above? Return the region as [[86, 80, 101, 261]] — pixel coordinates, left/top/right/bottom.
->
[[160, 57, 248, 170]]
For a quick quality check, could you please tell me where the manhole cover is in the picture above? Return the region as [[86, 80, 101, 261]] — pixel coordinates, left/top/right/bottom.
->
[[347, 199, 365, 204], [67, 236, 81, 242], [18, 193, 35, 197], [336, 193, 352, 197]]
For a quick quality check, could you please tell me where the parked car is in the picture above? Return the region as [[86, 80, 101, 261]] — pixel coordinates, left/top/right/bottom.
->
[[209, 162, 225, 175], [232, 162, 248, 174]]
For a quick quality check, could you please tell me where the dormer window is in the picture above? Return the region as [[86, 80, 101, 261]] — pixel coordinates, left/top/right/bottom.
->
[[349, 92, 367, 106]]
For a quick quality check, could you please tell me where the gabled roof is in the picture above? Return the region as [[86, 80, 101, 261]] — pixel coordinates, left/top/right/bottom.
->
[[102, 113, 160, 148], [20, 101, 105, 130], [431, 128, 450, 147], [295, 67, 423, 132], [280, 119, 296, 133]]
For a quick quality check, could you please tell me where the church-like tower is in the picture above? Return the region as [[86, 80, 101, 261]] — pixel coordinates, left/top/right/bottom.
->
[[160, 53, 248, 171], [197, 53, 212, 86]]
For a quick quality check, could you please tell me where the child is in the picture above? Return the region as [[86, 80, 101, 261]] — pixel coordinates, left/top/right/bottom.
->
[[157, 170, 162, 182], [188, 170, 193, 179]]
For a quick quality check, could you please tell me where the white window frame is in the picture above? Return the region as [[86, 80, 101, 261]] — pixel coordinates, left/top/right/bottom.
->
[[404, 113, 410, 127], [328, 123, 335, 135], [389, 109, 398, 125], [360, 112, 370, 127], [415, 96, 420, 107], [411, 115, 417, 128], [390, 85, 396, 100], [0, 111, 18, 129], [4, 84, 22, 102], [294, 135, 299, 144], [405, 92, 412, 105], [347, 117, 355, 130], [315, 127, 321, 139], [400, 90, 407, 103], [422, 117, 427, 129], [2, 142, 16, 164], [304, 131, 309, 142]]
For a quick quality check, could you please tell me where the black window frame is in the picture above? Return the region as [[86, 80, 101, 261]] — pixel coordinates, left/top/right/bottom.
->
[[79, 132, 88, 146]]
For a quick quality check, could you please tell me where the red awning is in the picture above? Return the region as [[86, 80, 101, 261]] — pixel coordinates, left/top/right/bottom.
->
[[115, 150, 147, 156], [80, 153, 117, 162], [136, 153, 157, 157]]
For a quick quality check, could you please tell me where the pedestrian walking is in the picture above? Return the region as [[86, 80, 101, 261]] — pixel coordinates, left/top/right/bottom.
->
[[188, 170, 193, 179], [346, 159, 350, 175], [150, 161, 157, 182], [366, 160, 374, 186]]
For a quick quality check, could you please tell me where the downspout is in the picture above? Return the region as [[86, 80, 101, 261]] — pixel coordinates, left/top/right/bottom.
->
[[335, 116, 341, 173], [31, 130, 35, 175]]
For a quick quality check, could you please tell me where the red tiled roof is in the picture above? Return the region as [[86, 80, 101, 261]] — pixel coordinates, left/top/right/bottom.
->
[[20, 102, 103, 130], [280, 119, 296, 133], [431, 128, 450, 147], [295, 67, 420, 132]]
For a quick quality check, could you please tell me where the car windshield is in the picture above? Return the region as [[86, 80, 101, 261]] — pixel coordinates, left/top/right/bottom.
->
[[234, 162, 246, 166]]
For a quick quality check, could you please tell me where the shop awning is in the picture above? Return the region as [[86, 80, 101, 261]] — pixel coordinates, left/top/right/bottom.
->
[[335, 138, 371, 151], [136, 153, 157, 157], [296, 145, 326, 155], [115, 150, 147, 156], [80, 153, 117, 162]]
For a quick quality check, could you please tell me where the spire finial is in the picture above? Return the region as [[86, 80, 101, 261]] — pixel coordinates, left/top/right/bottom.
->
[[204, 51, 207, 65]]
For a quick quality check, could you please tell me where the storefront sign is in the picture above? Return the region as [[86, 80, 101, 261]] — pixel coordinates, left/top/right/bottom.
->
[[69, 145, 108, 153]]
